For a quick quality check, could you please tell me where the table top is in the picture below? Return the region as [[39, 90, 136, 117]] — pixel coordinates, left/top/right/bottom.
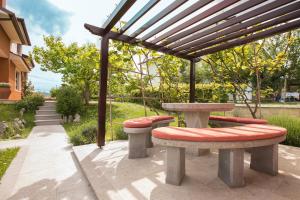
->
[[162, 103, 235, 112]]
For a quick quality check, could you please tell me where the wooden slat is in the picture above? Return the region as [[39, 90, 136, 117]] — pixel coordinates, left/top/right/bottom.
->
[[130, 0, 188, 38], [170, 0, 297, 51], [84, 23, 193, 60], [157, 0, 266, 45], [141, 0, 214, 41], [182, 8, 300, 54], [120, 0, 160, 34], [191, 19, 300, 58], [102, 0, 136, 33]]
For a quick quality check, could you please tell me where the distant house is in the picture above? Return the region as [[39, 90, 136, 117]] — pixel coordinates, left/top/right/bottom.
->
[[0, 0, 34, 100]]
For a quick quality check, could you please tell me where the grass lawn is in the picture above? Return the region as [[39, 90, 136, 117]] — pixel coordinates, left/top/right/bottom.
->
[[0, 147, 19, 180], [0, 104, 35, 140], [267, 116, 300, 147], [64, 102, 177, 145]]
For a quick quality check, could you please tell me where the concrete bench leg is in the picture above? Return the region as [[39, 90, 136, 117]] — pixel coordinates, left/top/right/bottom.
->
[[146, 132, 153, 148], [166, 147, 185, 185], [250, 144, 278, 176], [218, 149, 245, 187], [128, 133, 148, 159]]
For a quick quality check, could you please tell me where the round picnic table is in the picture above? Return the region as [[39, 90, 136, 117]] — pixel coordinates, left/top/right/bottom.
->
[[162, 103, 235, 128], [162, 103, 235, 155]]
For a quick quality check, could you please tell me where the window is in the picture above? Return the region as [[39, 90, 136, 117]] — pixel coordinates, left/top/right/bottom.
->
[[16, 71, 20, 91]]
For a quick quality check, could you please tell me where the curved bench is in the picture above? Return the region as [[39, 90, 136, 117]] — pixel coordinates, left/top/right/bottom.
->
[[141, 116, 174, 147], [123, 116, 174, 159], [152, 124, 287, 187], [209, 116, 268, 127]]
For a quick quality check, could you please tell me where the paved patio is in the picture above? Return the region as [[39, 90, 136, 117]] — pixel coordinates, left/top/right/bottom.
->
[[0, 125, 96, 200], [74, 141, 300, 200]]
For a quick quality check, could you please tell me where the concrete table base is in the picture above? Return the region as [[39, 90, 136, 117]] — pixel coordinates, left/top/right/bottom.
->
[[218, 149, 245, 187], [184, 112, 210, 156], [250, 144, 278, 175], [166, 147, 185, 185]]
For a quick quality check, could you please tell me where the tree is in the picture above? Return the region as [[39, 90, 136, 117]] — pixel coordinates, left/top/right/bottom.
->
[[31, 36, 99, 105], [201, 36, 289, 118]]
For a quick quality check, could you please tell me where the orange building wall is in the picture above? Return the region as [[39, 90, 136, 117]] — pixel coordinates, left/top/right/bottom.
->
[[0, 58, 9, 82], [8, 61, 21, 100], [0, 26, 10, 58]]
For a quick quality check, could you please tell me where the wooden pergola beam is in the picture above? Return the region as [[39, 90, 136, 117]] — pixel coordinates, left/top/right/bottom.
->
[[130, 0, 188, 38], [141, 0, 214, 41], [84, 23, 193, 60], [151, 0, 241, 44], [170, 0, 297, 51], [191, 19, 300, 58], [120, 0, 160, 34], [184, 9, 300, 54], [102, 0, 136, 34], [158, 0, 266, 45]]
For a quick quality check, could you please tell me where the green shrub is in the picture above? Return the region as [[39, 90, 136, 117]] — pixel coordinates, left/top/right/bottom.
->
[[268, 116, 300, 147], [50, 87, 59, 98], [15, 93, 45, 112], [56, 86, 82, 117], [114, 125, 128, 140], [69, 123, 97, 146]]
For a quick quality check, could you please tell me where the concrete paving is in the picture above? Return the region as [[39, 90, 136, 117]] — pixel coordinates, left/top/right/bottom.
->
[[0, 125, 96, 200], [73, 141, 300, 200]]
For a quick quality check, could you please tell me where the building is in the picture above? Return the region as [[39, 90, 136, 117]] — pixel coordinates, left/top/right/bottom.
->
[[0, 0, 34, 100]]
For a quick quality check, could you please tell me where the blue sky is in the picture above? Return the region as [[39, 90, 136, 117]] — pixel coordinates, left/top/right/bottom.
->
[[7, 0, 121, 92], [7, 0, 200, 92]]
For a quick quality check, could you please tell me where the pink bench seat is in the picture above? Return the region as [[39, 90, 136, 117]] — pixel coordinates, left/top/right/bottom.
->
[[152, 124, 286, 142], [123, 118, 152, 128], [123, 115, 174, 159], [209, 116, 267, 124]]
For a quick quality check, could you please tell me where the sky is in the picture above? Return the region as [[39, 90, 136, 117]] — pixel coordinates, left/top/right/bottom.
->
[[7, 0, 121, 92]]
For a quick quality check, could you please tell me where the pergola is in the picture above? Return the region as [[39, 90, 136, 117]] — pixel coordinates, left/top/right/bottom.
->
[[85, 0, 300, 147]]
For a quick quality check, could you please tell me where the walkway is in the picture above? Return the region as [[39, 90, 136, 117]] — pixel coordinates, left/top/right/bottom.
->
[[0, 125, 97, 200]]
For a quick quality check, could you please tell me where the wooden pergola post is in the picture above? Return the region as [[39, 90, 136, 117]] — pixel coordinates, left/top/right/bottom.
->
[[97, 35, 109, 147], [189, 59, 196, 103]]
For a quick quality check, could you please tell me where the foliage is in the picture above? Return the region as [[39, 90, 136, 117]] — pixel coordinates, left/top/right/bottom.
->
[[15, 93, 45, 112], [268, 116, 300, 147], [0, 104, 35, 140], [126, 83, 232, 109], [0, 148, 19, 179], [56, 86, 82, 117], [201, 34, 291, 118], [0, 82, 10, 88], [22, 81, 34, 97], [31, 36, 99, 105], [69, 123, 97, 146], [50, 87, 59, 98], [64, 102, 177, 146]]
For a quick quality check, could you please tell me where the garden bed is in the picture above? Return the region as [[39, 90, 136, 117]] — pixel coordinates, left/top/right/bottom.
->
[[0, 104, 35, 140]]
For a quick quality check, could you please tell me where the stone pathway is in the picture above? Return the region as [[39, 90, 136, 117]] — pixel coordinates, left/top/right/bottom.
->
[[0, 125, 97, 200]]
